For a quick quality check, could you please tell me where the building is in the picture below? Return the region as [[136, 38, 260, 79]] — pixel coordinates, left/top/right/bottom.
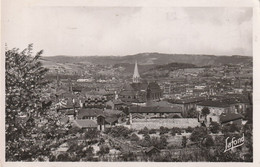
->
[[145, 146, 160, 156], [167, 97, 206, 117], [106, 99, 125, 110], [196, 98, 243, 125], [83, 95, 107, 108], [133, 60, 141, 83], [77, 108, 104, 120], [129, 105, 182, 121], [219, 113, 244, 126], [72, 119, 99, 130], [77, 108, 105, 130], [163, 82, 172, 94], [119, 61, 162, 103]]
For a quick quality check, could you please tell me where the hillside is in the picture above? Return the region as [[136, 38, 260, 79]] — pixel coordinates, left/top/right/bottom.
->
[[153, 62, 198, 71], [41, 53, 252, 67]]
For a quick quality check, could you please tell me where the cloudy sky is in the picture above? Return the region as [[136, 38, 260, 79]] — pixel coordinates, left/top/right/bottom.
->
[[3, 6, 252, 56]]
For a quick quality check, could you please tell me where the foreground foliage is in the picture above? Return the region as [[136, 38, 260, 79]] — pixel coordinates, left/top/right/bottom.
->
[[5, 45, 67, 161]]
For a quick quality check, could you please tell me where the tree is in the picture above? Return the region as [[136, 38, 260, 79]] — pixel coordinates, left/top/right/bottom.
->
[[5, 45, 70, 161], [245, 106, 253, 124], [159, 126, 170, 135], [171, 127, 181, 136], [243, 124, 253, 162], [202, 135, 214, 148], [201, 107, 210, 117], [187, 108, 198, 118], [84, 128, 99, 141], [190, 126, 208, 143], [138, 134, 151, 147], [68, 126, 81, 135], [222, 123, 240, 134], [209, 122, 220, 134], [144, 133, 151, 142], [120, 152, 137, 161], [5, 45, 51, 161], [99, 138, 105, 145], [182, 136, 187, 148], [149, 129, 157, 134], [120, 107, 129, 115], [56, 153, 71, 161], [186, 126, 194, 133], [138, 127, 149, 135], [109, 126, 133, 139], [159, 135, 168, 149]]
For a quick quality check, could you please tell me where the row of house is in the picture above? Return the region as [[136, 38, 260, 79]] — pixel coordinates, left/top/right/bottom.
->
[[196, 97, 250, 126], [61, 108, 126, 131]]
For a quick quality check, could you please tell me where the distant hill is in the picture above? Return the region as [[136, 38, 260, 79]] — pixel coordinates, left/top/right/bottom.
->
[[113, 63, 155, 74], [153, 62, 198, 71], [41, 53, 252, 67]]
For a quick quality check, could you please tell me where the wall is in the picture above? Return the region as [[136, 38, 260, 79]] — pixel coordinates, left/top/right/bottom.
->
[[131, 112, 182, 119], [130, 118, 200, 130]]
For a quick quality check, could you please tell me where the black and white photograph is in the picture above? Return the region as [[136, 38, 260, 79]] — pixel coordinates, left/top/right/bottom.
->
[[1, 0, 259, 165]]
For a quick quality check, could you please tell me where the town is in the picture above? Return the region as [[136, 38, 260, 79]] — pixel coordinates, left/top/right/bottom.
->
[[10, 53, 251, 162], [3, 3, 254, 164]]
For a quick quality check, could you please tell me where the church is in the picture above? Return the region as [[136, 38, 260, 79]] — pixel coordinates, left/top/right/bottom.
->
[[119, 61, 162, 103]]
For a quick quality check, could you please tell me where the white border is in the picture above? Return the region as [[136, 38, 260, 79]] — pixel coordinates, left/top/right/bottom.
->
[[1, 0, 259, 167]]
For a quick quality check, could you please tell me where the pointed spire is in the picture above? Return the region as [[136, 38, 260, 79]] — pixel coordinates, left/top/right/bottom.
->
[[133, 60, 140, 83]]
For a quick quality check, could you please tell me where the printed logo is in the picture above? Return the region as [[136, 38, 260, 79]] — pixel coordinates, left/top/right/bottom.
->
[[224, 133, 244, 153]]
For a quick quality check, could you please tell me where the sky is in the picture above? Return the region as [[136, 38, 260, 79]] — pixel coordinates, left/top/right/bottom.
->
[[2, 5, 252, 56]]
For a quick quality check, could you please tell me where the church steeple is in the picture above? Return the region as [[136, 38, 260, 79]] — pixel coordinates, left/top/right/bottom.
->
[[133, 60, 141, 83]]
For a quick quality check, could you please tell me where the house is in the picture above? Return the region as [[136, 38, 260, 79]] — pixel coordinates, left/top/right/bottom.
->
[[103, 109, 126, 125], [146, 100, 180, 108], [223, 94, 251, 114], [77, 108, 106, 130], [97, 115, 106, 131], [167, 97, 206, 117], [72, 119, 98, 130], [145, 146, 160, 156], [197, 99, 240, 125], [104, 109, 125, 117], [72, 86, 84, 93], [197, 100, 233, 124], [77, 108, 104, 120], [106, 99, 125, 110], [220, 113, 243, 126], [65, 109, 77, 121], [86, 89, 114, 101], [197, 95, 251, 125], [105, 117, 119, 126]]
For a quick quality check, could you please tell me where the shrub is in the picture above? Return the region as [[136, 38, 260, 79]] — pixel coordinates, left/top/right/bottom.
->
[[159, 126, 170, 135], [149, 129, 157, 134], [190, 126, 208, 142], [171, 127, 181, 136], [203, 135, 214, 148], [138, 127, 149, 135], [186, 126, 194, 133], [209, 122, 220, 134]]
